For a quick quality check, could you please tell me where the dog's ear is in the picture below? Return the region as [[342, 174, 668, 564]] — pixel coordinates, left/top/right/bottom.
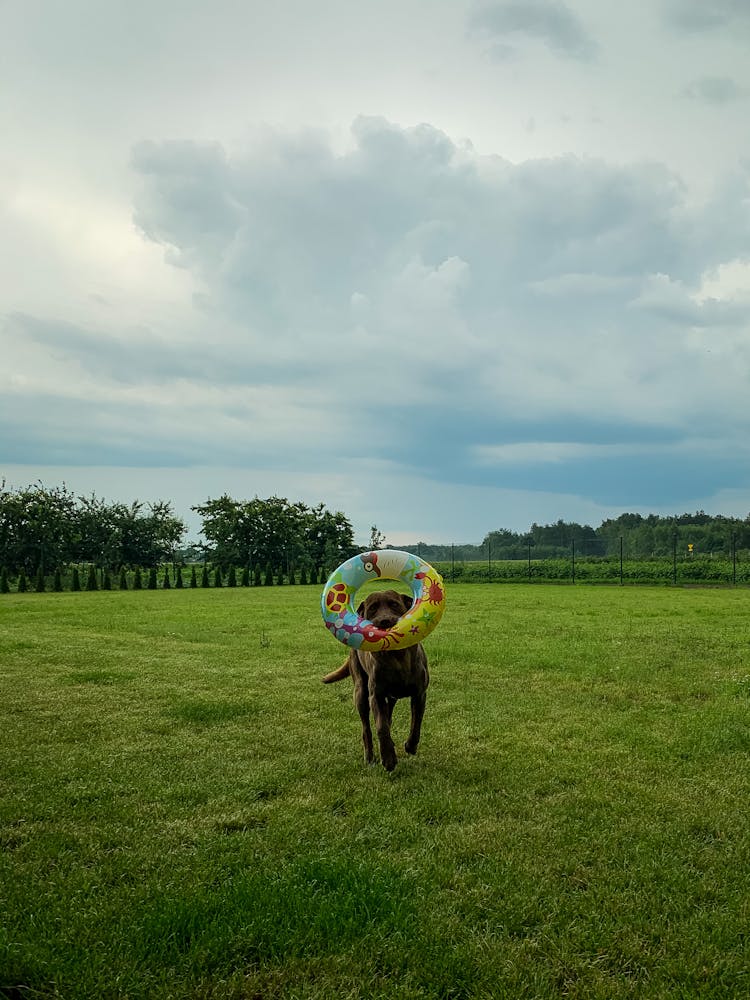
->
[[357, 601, 366, 618], [399, 592, 413, 613]]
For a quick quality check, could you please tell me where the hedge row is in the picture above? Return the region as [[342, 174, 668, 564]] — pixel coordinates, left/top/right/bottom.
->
[[0, 563, 328, 594], [436, 555, 750, 586]]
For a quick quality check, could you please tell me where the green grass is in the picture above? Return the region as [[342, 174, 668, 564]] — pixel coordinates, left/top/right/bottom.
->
[[1, 585, 749, 999]]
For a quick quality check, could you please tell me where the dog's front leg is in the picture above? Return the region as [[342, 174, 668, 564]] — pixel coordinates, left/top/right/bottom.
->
[[404, 689, 427, 755], [353, 677, 374, 764], [370, 687, 397, 771]]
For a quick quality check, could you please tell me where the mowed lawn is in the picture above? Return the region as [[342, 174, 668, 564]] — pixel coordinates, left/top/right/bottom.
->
[[1, 584, 749, 999]]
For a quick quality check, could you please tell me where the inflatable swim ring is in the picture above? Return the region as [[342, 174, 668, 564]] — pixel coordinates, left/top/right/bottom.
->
[[321, 550, 446, 651]]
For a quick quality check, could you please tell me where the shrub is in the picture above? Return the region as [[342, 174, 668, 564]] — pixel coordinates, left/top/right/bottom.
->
[[86, 565, 98, 591], [102, 569, 112, 591], [71, 567, 81, 592], [241, 565, 250, 587], [0, 567, 9, 593], [254, 565, 262, 587], [35, 566, 46, 593], [119, 566, 128, 590], [214, 566, 223, 587], [163, 568, 171, 589], [133, 567, 142, 590], [190, 566, 197, 588], [175, 566, 184, 589], [53, 567, 63, 592], [299, 566, 308, 586], [264, 562, 274, 586], [17, 569, 28, 593], [201, 565, 209, 588], [227, 565, 237, 587], [147, 567, 157, 590]]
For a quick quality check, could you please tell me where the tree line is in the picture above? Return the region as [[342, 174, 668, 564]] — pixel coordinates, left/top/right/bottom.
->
[[0, 481, 358, 579], [402, 511, 750, 562], [3, 481, 750, 586]]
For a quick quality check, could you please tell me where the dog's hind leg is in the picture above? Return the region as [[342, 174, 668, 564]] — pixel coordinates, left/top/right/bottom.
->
[[404, 689, 427, 756]]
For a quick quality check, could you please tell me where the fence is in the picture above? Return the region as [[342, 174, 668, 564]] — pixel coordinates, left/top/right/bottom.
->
[[435, 542, 750, 586]]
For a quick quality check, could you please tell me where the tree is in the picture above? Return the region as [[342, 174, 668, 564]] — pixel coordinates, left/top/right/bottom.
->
[[102, 569, 112, 591], [0, 567, 9, 593], [190, 566, 197, 588], [227, 565, 237, 587], [86, 565, 98, 591], [253, 565, 262, 587], [54, 567, 63, 592], [368, 525, 386, 550], [119, 566, 128, 590], [163, 568, 171, 589], [241, 565, 250, 587], [17, 568, 27, 592], [214, 566, 223, 587], [71, 567, 81, 592], [35, 566, 46, 592], [175, 566, 184, 589], [201, 565, 209, 588], [147, 567, 157, 590], [133, 567, 142, 590], [264, 562, 274, 586]]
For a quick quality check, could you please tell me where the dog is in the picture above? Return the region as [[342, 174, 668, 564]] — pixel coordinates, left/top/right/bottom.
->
[[322, 589, 429, 771]]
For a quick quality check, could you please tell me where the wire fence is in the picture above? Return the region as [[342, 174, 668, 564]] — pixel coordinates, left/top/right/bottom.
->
[[434, 540, 750, 586]]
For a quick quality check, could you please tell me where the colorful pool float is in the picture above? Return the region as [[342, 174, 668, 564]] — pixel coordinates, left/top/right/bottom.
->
[[321, 550, 446, 651]]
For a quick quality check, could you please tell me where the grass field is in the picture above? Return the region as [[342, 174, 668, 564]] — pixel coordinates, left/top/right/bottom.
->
[[1, 585, 749, 999]]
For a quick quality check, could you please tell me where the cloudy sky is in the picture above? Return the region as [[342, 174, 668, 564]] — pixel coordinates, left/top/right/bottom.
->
[[2, 0, 749, 544]]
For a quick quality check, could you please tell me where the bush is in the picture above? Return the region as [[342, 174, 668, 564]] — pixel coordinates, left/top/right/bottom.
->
[[133, 567, 142, 590], [35, 566, 46, 593], [17, 569, 28, 593], [254, 565, 262, 587], [119, 566, 128, 590], [227, 565, 237, 587], [190, 566, 197, 588], [86, 565, 98, 591], [102, 569, 112, 591], [147, 567, 157, 590], [201, 565, 209, 588], [163, 568, 171, 589], [71, 567, 81, 592], [0, 567, 9, 593], [53, 567, 63, 592], [299, 566, 308, 586], [214, 566, 223, 587], [264, 562, 274, 586], [175, 566, 184, 589], [241, 565, 250, 587]]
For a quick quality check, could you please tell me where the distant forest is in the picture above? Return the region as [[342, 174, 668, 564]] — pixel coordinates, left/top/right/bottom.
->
[[1, 480, 749, 575], [402, 511, 750, 561]]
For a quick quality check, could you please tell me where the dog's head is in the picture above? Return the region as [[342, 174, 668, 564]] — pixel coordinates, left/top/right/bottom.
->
[[358, 589, 413, 631]]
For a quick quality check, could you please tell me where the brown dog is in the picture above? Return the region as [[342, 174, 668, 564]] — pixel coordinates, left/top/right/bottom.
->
[[322, 589, 429, 771]]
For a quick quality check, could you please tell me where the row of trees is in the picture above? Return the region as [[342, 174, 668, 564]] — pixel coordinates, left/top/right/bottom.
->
[[192, 495, 357, 576], [3, 480, 749, 576], [0, 483, 185, 576], [0, 482, 359, 576], [403, 512, 750, 561]]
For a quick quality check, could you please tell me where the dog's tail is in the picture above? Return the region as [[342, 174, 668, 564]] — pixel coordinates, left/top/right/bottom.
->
[[322, 661, 350, 684]]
